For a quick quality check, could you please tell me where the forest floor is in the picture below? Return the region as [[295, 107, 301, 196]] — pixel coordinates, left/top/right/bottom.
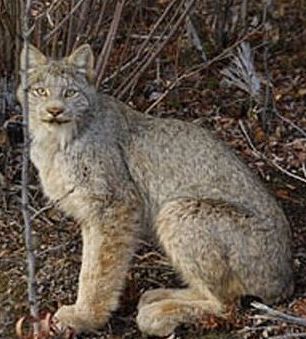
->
[[0, 172, 306, 339], [1, 2, 306, 339]]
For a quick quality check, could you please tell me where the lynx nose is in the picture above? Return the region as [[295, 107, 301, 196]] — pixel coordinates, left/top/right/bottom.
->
[[46, 106, 64, 117]]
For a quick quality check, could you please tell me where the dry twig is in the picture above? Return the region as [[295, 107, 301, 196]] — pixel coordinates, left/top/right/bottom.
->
[[251, 301, 306, 327], [116, 0, 196, 99], [20, 0, 40, 336], [186, 11, 207, 62], [43, 0, 86, 43], [145, 26, 262, 114], [102, 0, 178, 87], [275, 110, 306, 139], [95, 0, 126, 87], [238, 120, 306, 184], [270, 333, 306, 339]]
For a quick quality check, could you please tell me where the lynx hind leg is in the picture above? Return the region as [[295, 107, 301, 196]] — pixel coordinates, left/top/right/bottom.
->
[[137, 198, 242, 337], [137, 287, 222, 312], [137, 289, 224, 337]]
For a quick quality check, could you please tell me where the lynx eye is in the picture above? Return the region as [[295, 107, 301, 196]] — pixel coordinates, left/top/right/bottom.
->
[[32, 87, 48, 97], [64, 89, 79, 98]]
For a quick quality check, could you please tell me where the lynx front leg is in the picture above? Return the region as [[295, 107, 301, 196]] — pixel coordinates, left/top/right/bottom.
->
[[54, 199, 140, 333]]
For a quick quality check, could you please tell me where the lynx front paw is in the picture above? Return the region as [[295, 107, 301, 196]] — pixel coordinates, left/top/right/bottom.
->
[[54, 305, 81, 332], [137, 302, 178, 337], [54, 304, 108, 333]]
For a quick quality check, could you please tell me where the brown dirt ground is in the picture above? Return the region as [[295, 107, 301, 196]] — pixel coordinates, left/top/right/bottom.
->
[[1, 3, 306, 339], [1, 111, 306, 339]]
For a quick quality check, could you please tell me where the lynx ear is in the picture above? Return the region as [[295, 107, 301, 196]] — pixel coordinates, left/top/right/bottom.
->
[[20, 44, 47, 70], [67, 44, 94, 80]]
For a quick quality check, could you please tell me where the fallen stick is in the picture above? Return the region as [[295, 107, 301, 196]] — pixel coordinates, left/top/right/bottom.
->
[[251, 301, 306, 328]]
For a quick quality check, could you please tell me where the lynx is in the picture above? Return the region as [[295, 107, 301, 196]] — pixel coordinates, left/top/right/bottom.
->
[[17, 44, 293, 337]]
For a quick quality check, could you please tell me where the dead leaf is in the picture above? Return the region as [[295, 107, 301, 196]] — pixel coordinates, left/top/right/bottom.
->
[[292, 298, 306, 317], [0, 128, 8, 146], [298, 88, 306, 97]]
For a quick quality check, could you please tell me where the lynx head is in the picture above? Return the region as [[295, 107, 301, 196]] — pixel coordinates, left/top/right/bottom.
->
[[17, 44, 96, 139]]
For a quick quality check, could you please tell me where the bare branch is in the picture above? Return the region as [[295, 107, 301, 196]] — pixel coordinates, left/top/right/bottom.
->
[[42, 0, 86, 43], [261, 0, 273, 128], [251, 301, 306, 327], [95, 0, 126, 87], [270, 333, 306, 339], [114, 0, 187, 97], [20, 0, 40, 335], [275, 110, 306, 139], [107, 0, 179, 88], [186, 12, 207, 62], [145, 26, 262, 114], [117, 0, 196, 99], [238, 120, 306, 184]]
